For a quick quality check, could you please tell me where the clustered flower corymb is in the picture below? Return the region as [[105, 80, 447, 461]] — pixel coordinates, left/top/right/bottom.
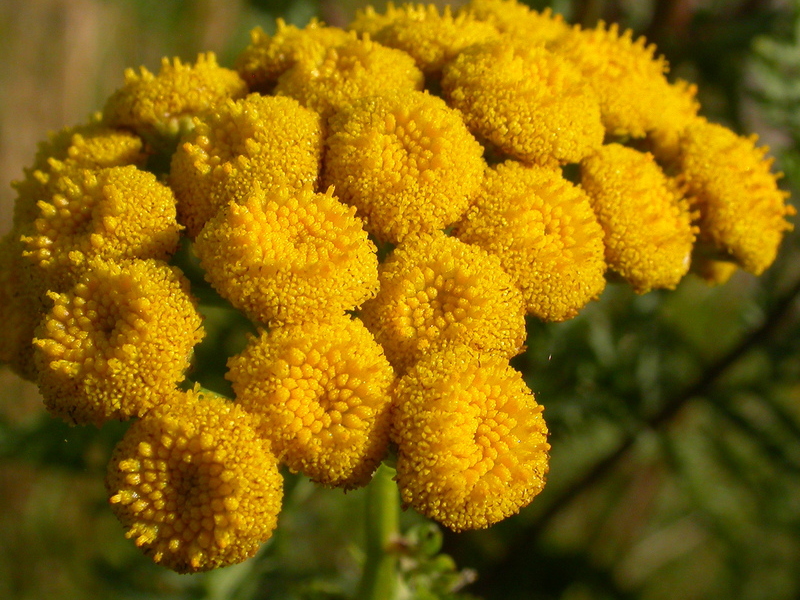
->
[[0, 0, 794, 573]]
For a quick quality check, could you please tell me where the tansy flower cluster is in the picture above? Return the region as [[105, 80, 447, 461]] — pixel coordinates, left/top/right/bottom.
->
[[0, 0, 794, 572]]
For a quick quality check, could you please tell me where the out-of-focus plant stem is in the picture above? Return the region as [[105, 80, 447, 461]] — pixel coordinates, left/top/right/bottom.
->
[[357, 463, 400, 600]]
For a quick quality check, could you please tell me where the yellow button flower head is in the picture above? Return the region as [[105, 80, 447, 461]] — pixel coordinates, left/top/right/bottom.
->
[[645, 79, 701, 163], [461, 0, 569, 46], [169, 93, 323, 238], [12, 118, 146, 228], [455, 161, 607, 322], [349, 3, 407, 36], [392, 343, 550, 531], [551, 22, 699, 139], [103, 53, 247, 148], [194, 185, 378, 326], [360, 231, 526, 373], [34, 258, 204, 426], [227, 314, 395, 489], [368, 4, 500, 76], [274, 34, 424, 119], [677, 119, 795, 275], [107, 387, 283, 573], [441, 40, 603, 166], [580, 143, 696, 293], [323, 90, 485, 243], [21, 165, 182, 292], [0, 232, 46, 381], [235, 19, 350, 92]]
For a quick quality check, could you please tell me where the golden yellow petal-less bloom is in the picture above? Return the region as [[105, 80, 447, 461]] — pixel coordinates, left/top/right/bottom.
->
[[645, 79, 701, 163], [274, 34, 424, 118], [235, 20, 350, 92], [580, 143, 696, 292], [349, 3, 412, 36], [392, 343, 550, 531], [169, 93, 323, 238], [195, 185, 378, 326], [368, 4, 500, 76], [442, 40, 603, 166], [551, 22, 698, 139], [20, 165, 182, 292], [11, 118, 146, 228], [324, 90, 485, 243], [0, 231, 46, 381], [360, 231, 526, 373], [677, 119, 795, 275], [103, 53, 247, 147], [455, 161, 607, 322], [228, 314, 395, 489], [107, 387, 283, 573], [461, 0, 569, 46], [33, 258, 204, 426]]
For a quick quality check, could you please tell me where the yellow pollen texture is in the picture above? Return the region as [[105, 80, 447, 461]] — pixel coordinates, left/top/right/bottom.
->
[[169, 93, 323, 238], [551, 22, 697, 139], [103, 52, 248, 145], [461, 0, 569, 46], [227, 314, 395, 489], [11, 118, 146, 228], [0, 232, 46, 381], [392, 343, 550, 531], [20, 165, 181, 292], [274, 34, 424, 118], [106, 388, 283, 573], [678, 119, 795, 275], [235, 19, 350, 93], [441, 40, 604, 166], [360, 231, 527, 373], [33, 258, 204, 426], [580, 143, 697, 293], [194, 185, 378, 326], [367, 4, 500, 75], [455, 160, 607, 321], [324, 89, 485, 243]]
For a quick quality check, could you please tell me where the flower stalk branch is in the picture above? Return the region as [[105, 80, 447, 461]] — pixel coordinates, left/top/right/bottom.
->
[[357, 463, 400, 600]]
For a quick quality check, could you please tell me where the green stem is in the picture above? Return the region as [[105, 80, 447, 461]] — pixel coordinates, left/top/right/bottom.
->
[[357, 463, 400, 600]]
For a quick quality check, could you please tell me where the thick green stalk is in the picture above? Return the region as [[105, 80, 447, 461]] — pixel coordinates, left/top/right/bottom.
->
[[356, 463, 400, 600]]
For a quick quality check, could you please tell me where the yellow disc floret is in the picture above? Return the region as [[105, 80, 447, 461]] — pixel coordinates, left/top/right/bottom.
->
[[349, 3, 408, 36], [442, 40, 603, 166], [360, 231, 526, 373], [107, 387, 283, 573], [227, 314, 395, 489], [103, 53, 247, 147], [33, 258, 204, 426], [21, 165, 181, 292], [194, 185, 378, 326], [323, 90, 485, 243], [580, 143, 696, 292], [235, 20, 350, 92], [392, 343, 550, 531], [551, 22, 698, 139], [11, 117, 145, 228], [369, 4, 500, 76], [461, 0, 569, 46], [455, 161, 607, 322], [169, 93, 323, 238], [677, 119, 794, 275], [274, 34, 424, 119], [0, 231, 46, 381]]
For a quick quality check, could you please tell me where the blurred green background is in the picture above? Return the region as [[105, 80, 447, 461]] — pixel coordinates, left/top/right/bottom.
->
[[2, 0, 800, 598]]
